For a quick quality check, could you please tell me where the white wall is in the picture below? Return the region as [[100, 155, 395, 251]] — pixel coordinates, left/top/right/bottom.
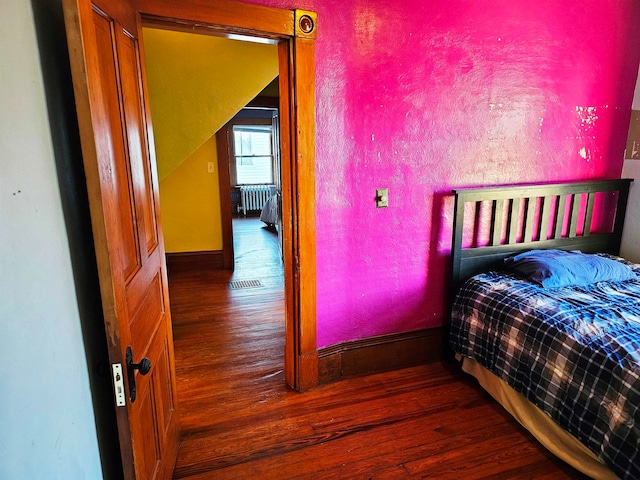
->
[[621, 64, 640, 263], [0, 1, 103, 478]]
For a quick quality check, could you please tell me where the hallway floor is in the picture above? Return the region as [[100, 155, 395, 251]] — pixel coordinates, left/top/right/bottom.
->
[[231, 217, 283, 288]]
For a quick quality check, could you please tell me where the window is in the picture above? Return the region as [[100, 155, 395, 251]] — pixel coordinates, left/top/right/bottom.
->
[[234, 125, 273, 185]]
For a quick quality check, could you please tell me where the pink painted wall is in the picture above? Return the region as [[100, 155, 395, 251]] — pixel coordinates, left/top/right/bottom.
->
[[246, 0, 640, 348]]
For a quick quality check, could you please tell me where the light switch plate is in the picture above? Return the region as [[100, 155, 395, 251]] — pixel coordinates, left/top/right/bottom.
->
[[376, 188, 388, 208]]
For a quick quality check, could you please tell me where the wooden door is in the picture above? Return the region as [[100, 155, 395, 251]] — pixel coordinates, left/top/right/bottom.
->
[[63, 0, 179, 478]]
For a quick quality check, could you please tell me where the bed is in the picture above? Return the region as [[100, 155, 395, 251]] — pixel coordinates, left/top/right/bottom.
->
[[260, 192, 279, 226], [448, 179, 638, 480]]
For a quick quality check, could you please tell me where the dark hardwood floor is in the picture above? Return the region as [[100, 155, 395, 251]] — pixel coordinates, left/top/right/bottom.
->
[[168, 217, 588, 479]]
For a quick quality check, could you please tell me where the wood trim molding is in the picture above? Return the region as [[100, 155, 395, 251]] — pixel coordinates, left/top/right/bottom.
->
[[290, 34, 317, 391], [215, 124, 234, 269], [136, 0, 294, 38], [278, 41, 296, 389], [166, 250, 224, 274], [318, 327, 447, 385]]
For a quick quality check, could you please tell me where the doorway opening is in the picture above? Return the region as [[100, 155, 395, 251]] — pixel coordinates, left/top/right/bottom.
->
[[140, 5, 320, 393], [227, 103, 285, 284], [218, 97, 285, 268], [147, 30, 290, 471], [144, 26, 288, 401]]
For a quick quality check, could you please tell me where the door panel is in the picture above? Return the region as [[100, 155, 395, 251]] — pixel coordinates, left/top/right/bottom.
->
[[127, 271, 164, 353], [63, 0, 179, 477], [136, 385, 160, 478], [133, 321, 177, 479], [117, 27, 160, 256], [93, 8, 142, 279]]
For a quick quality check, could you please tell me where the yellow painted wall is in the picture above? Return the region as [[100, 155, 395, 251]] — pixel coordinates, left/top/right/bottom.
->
[[143, 28, 278, 180], [160, 137, 221, 253], [143, 28, 278, 252]]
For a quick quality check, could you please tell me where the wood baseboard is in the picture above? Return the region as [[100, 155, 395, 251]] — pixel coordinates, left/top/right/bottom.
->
[[317, 327, 446, 385], [166, 250, 225, 274]]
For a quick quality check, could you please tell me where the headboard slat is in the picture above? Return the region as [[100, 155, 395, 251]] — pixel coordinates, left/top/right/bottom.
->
[[584, 192, 595, 238], [539, 196, 552, 242], [491, 199, 504, 246], [507, 199, 519, 244], [523, 197, 536, 242], [568, 193, 581, 238], [554, 194, 567, 239]]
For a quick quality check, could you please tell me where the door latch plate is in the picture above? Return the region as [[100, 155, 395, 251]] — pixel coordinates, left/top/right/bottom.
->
[[112, 363, 126, 407]]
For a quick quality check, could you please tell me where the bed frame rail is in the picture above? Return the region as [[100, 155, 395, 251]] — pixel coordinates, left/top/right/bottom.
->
[[451, 179, 632, 291]]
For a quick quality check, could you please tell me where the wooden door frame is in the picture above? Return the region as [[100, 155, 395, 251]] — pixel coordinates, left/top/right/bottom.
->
[[215, 122, 235, 269], [135, 0, 318, 391]]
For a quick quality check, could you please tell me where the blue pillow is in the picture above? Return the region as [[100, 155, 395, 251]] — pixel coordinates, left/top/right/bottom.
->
[[503, 249, 636, 288]]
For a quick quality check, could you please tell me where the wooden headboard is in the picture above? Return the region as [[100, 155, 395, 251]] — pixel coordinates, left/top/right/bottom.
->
[[451, 179, 633, 292]]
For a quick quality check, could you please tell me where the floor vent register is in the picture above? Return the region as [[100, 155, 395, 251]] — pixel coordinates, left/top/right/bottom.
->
[[228, 279, 263, 290]]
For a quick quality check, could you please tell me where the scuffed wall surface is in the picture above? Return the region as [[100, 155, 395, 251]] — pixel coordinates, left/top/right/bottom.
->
[[1, 0, 103, 477], [246, 0, 640, 347]]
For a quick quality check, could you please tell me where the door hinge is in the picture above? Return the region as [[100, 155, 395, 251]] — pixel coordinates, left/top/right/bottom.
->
[[112, 363, 126, 407]]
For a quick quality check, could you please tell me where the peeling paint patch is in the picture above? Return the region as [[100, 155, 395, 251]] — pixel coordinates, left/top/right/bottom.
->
[[579, 147, 588, 160], [576, 106, 600, 128]]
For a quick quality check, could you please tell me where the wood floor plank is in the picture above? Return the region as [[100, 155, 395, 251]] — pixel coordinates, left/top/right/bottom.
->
[[168, 217, 591, 479], [174, 399, 500, 479]]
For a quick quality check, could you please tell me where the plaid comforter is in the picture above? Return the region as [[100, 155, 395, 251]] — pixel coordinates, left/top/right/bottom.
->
[[450, 258, 640, 480]]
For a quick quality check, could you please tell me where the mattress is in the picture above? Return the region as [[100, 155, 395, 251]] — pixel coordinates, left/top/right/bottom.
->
[[450, 258, 640, 479]]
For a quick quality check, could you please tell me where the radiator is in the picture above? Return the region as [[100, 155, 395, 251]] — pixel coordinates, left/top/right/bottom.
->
[[239, 185, 275, 215]]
